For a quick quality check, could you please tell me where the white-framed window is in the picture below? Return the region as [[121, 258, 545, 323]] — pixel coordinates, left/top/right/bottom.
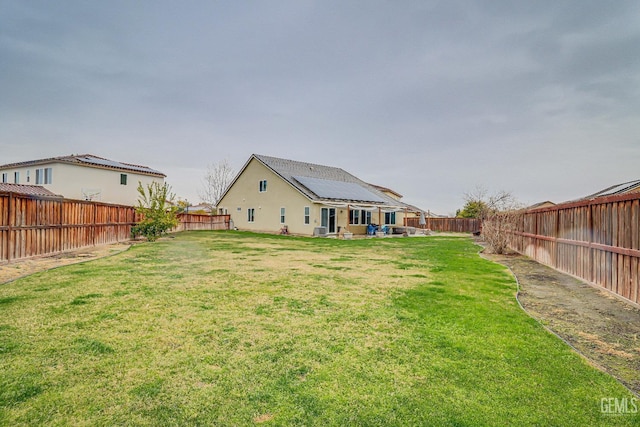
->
[[350, 209, 372, 225], [1, 173, 7, 183], [14, 172, 19, 184], [349, 209, 360, 224], [36, 168, 53, 184], [280, 207, 286, 224], [384, 212, 396, 225], [247, 208, 255, 222], [26, 170, 30, 183], [259, 180, 267, 192], [304, 206, 310, 225]]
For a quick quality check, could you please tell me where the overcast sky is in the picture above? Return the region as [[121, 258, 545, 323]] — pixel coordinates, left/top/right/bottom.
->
[[2, 1, 639, 215]]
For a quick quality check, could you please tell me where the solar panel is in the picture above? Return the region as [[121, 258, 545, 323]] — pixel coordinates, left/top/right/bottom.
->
[[596, 181, 640, 197], [293, 176, 386, 203], [77, 156, 162, 175]]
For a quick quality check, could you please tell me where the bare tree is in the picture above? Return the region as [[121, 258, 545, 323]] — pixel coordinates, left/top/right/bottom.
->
[[199, 159, 235, 208], [462, 186, 522, 254]]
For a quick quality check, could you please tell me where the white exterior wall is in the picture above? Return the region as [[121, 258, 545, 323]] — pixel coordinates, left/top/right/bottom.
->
[[0, 162, 164, 206]]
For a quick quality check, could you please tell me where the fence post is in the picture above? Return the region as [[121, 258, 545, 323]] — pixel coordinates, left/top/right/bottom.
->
[[58, 199, 63, 254], [588, 201, 593, 283], [92, 203, 97, 246], [7, 192, 13, 263]]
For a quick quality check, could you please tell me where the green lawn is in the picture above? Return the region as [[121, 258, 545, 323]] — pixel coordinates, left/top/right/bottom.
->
[[0, 232, 637, 426]]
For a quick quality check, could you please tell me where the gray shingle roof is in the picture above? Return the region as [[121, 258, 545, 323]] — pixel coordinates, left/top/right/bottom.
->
[[0, 154, 165, 177], [253, 154, 412, 208]]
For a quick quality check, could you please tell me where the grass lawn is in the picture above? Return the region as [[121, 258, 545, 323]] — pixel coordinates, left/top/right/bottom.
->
[[0, 231, 637, 426]]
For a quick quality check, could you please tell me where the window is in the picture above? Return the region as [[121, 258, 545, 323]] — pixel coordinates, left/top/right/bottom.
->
[[1, 173, 7, 183], [37, 168, 52, 184], [304, 206, 310, 225], [44, 167, 52, 184], [259, 180, 267, 192], [26, 170, 30, 182], [14, 172, 19, 184], [247, 208, 255, 222], [350, 209, 372, 225], [120, 174, 128, 185], [280, 207, 286, 224], [349, 209, 360, 225], [363, 211, 372, 225], [384, 212, 396, 225]]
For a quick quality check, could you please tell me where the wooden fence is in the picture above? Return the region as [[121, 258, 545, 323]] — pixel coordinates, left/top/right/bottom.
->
[[507, 192, 640, 305], [1, 192, 136, 263], [173, 213, 230, 232], [405, 217, 481, 233], [0, 192, 231, 263]]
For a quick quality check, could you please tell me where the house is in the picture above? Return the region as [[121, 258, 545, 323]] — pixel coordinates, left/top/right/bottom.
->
[[185, 203, 214, 214], [0, 154, 165, 206], [582, 179, 640, 199], [369, 184, 403, 201], [527, 201, 556, 210], [217, 154, 420, 236]]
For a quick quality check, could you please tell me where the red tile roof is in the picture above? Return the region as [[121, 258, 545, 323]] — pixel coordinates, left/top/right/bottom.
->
[[0, 183, 61, 197]]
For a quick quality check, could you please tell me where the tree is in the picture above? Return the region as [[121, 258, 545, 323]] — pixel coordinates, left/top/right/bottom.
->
[[460, 186, 522, 254], [199, 159, 235, 208], [131, 182, 179, 242], [456, 200, 488, 218]]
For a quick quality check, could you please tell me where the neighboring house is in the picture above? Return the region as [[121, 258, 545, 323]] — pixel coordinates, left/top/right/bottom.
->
[[582, 179, 640, 199], [217, 154, 420, 236], [185, 203, 214, 214], [527, 201, 556, 210], [0, 154, 165, 206], [369, 184, 403, 201], [0, 182, 62, 198]]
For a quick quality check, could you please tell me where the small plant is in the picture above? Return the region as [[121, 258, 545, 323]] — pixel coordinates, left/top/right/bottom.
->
[[131, 182, 179, 242]]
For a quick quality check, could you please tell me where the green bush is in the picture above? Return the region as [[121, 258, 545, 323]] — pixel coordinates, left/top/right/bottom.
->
[[131, 182, 179, 242]]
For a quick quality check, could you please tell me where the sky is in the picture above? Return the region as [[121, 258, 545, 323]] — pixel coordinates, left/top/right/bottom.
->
[[1, 1, 639, 215]]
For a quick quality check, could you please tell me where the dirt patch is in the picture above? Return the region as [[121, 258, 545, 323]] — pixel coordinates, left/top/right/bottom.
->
[[0, 243, 132, 284], [484, 252, 640, 396]]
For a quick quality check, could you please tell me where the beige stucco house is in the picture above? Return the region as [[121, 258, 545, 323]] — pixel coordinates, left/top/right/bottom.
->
[[217, 154, 420, 236], [0, 154, 165, 206]]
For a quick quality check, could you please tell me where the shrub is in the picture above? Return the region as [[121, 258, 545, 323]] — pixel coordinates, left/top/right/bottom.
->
[[131, 182, 179, 242]]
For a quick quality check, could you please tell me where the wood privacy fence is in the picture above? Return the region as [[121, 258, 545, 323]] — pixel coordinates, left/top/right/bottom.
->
[[1, 192, 136, 263], [1, 192, 231, 263], [405, 217, 481, 233], [173, 213, 230, 232], [507, 192, 640, 305]]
